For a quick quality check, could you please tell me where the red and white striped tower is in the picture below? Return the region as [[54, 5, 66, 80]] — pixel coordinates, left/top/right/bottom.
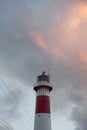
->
[[34, 72, 53, 130]]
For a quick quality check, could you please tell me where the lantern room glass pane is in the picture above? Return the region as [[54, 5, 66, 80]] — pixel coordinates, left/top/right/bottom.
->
[[37, 75, 49, 82]]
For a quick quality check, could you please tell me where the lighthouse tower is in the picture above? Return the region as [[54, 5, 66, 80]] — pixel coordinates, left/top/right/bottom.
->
[[34, 72, 53, 130]]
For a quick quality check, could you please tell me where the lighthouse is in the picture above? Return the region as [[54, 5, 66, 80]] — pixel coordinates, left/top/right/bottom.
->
[[34, 72, 53, 130]]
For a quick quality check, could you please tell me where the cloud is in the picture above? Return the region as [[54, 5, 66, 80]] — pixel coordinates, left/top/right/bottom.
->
[[0, 121, 12, 130], [0, 78, 23, 122], [31, 32, 69, 62], [52, 1, 87, 130], [0, 0, 87, 130]]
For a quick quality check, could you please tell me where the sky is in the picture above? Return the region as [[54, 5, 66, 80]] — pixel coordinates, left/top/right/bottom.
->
[[0, 0, 87, 130]]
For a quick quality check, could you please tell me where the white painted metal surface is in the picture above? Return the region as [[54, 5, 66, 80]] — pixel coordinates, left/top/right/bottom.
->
[[36, 87, 50, 96], [34, 113, 51, 130]]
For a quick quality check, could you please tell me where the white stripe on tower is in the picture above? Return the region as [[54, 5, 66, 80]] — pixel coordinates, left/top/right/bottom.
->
[[34, 72, 53, 130]]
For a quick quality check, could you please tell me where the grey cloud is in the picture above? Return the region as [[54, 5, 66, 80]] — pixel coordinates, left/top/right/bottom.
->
[[0, 79, 22, 122], [0, 126, 12, 130], [71, 101, 87, 130], [0, 0, 60, 83]]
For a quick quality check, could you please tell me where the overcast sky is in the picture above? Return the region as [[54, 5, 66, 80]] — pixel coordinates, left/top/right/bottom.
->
[[0, 0, 87, 130]]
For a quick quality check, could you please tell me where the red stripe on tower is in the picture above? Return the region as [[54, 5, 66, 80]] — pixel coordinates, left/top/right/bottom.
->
[[36, 95, 50, 114]]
